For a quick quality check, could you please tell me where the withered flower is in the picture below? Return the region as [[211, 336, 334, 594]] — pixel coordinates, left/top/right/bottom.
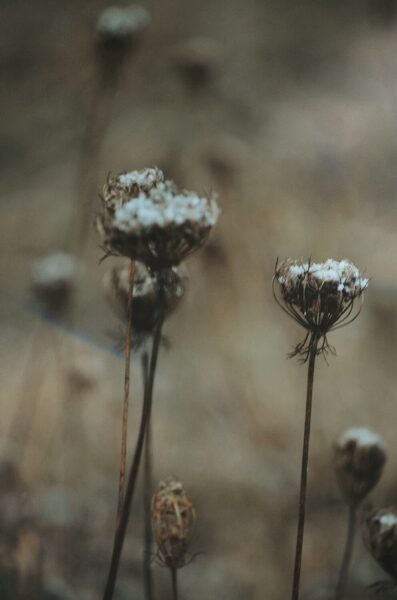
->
[[102, 261, 188, 344], [273, 258, 368, 359], [31, 252, 76, 314], [96, 5, 150, 54], [151, 478, 196, 569], [334, 428, 386, 507], [97, 167, 220, 270], [363, 507, 397, 581]]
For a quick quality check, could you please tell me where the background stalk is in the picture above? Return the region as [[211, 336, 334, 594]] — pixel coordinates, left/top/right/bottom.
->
[[334, 504, 357, 600], [142, 352, 155, 600], [117, 259, 136, 524], [291, 334, 318, 600], [171, 568, 178, 600], [103, 313, 164, 600]]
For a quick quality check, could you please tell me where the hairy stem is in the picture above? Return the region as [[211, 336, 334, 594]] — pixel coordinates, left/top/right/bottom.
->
[[103, 315, 164, 600], [142, 352, 154, 600], [117, 259, 136, 524], [171, 568, 178, 600], [334, 505, 357, 600], [291, 335, 318, 600]]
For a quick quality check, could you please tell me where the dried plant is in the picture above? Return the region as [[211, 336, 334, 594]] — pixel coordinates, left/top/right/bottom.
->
[[334, 428, 386, 600], [273, 258, 368, 600], [31, 252, 76, 315], [152, 478, 196, 600], [363, 507, 397, 589]]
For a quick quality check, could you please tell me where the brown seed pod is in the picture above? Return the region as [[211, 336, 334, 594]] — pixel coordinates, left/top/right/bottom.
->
[[334, 428, 386, 507], [363, 507, 397, 580], [151, 478, 196, 569], [31, 252, 76, 314], [102, 261, 188, 340], [97, 167, 220, 269]]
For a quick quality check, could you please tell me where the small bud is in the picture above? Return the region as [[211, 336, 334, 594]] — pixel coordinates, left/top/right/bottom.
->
[[151, 478, 196, 569], [334, 428, 386, 507], [363, 507, 397, 580], [31, 252, 76, 314]]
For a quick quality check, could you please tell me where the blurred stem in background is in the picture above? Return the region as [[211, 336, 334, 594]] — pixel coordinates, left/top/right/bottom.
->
[[171, 568, 178, 600], [142, 351, 155, 600], [292, 334, 318, 600], [334, 504, 357, 600]]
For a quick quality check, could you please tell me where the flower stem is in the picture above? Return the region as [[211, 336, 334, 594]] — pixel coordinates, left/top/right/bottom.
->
[[142, 352, 154, 600], [171, 568, 178, 600], [103, 314, 164, 600], [291, 334, 318, 600], [334, 505, 357, 600], [116, 259, 136, 525]]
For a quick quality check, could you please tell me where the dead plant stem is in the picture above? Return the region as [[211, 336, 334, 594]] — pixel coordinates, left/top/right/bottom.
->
[[334, 504, 357, 600]]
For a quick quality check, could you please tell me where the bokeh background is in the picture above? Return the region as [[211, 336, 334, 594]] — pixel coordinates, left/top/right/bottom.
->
[[2, 0, 397, 598]]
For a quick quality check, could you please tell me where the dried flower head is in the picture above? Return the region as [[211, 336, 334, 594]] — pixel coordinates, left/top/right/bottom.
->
[[363, 507, 397, 581], [151, 478, 196, 569], [334, 428, 386, 507], [97, 167, 220, 269], [31, 252, 76, 313], [273, 258, 368, 358], [102, 261, 188, 343], [170, 37, 220, 92], [96, 5, 150, 51]]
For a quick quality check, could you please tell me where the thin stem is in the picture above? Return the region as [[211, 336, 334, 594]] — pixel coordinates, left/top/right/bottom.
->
[[117, 259, 136, 524], [334, 505, 357, 600], [142, 352, 155, 600], [171, 568, 178, 600], [291, 334, 318, 600], [103, 315, 164, 600]]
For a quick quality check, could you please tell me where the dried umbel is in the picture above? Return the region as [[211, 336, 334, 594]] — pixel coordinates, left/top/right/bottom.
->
[[334, 428, 386, 507], [363, 507, 397, 580], [31, 252, 76, 313], [96, 5, 150, 53], [151, 478, 196, 569], [103, 261, 188, 341], [97, 167, 220, 269], [273, 258, 368, 358]]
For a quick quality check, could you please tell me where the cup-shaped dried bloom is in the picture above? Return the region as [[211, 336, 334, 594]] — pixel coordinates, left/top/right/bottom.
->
[[96, 5, 150, 53], [334, 428, 386, 507], [31, 252, 76, 313], [97, 167, 220, 269], [151, 478, 196, 569], [102, 261, 188, 342], [363, 507, 397, 580], [273, 258, 368, 358]]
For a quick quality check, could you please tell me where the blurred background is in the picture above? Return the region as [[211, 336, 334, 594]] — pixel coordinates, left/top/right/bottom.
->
[[2, 0, 397, 598]]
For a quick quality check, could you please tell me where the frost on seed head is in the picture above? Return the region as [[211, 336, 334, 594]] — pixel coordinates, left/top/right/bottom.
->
[[273, 258, 368, 359], [31, 252, 76, 312], [97, 167, 220, 269], [334, 427, 386, 507], [363, 507, 397, 580], [96, 5, 150, 43]]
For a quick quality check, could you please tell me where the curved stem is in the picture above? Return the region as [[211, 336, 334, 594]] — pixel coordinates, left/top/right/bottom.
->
[[171, 568, 178, 600], [117, 259, 136, 525], [142, 352, 155, 600], [103, 316, 164, 600], [334, 505, 357, 600], [291, 334, 318, 600]]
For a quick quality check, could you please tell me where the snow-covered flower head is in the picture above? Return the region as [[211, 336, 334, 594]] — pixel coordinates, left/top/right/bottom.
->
[[363, 507, 397, 581], [96, 5, 150, 50], [103, 261, 188, 346], [151, 478, 196, 569], [97, 167, 220, 270], [273, 258, 368, 358], [31, 252, 77, 313], [334, 427, 386, 507]]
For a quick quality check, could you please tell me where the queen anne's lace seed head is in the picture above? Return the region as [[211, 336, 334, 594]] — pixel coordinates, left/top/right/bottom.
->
[[334, 428, 386, 507], [273, 258, 368, 359], [97, 167, 220, 269], [102, 261, 187, 345], [151, 478, 196, 570], [363, 507, 397, 580]]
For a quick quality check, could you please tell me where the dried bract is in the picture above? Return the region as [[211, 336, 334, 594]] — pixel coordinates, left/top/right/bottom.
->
[[151, 478, 196, 569], [96, 5, 150, 51], [334, 428, 386, 507], [97, 167, 220, 269], [31, 252, 76, 313], [273, 258, 368, 358], [103, 261, 188, 341], [363, 507, 397, 580]]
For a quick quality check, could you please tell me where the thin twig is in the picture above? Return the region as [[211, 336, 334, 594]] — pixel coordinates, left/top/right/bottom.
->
[[291, 333, 318, 600], [171, 568, 178, 600], [103, 314, 164, 600], [117, 259, 136, 524], [334, 505, 357, 600], [142, 352, 155, 600]]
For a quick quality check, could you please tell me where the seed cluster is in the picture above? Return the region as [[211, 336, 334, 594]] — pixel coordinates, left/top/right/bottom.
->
[[363, 507, 397, 580]]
